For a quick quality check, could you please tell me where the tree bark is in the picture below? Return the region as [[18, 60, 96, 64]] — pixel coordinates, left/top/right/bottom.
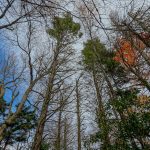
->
[[32, 59, 58, 150], [63, 118, 67, 150], [56, 110, 62, 150], [0, 81, 37, 141], [0, 85, 5, 99], [76, 80, 82, 150], [92, 70, 110, 148]]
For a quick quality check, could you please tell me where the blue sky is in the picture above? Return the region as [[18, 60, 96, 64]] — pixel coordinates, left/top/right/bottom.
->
[[0, 31, 25, 112], [0, 32, 13, 107]]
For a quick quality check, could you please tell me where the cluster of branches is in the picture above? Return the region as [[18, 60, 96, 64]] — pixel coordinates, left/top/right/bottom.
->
[[0, 0, 149, 150]]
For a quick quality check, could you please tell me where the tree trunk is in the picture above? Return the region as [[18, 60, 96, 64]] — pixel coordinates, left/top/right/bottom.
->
[[0, 81, 37, 141], [129, 67, 150, 92], [0, 85, 5, 99], [56, 110, 62, 150], [63, 118, 67, 150], [3, 138, 9, 150], [76, 80, 82, 150], [32, 60, 57, 150], [92, 70, 110, 147]]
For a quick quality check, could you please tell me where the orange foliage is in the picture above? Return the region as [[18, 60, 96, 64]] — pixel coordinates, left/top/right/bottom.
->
[[113, 38, 137, 65], [113, 32, 149, 66], [137, 95, 150, 105], [114, 32, 150, 65]]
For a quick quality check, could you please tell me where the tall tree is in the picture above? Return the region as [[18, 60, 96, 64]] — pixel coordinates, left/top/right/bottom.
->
[[82, 38, 111, 149], [32, 13, 82, 149], [75, 77, 82, 150], [0, 96, 37, 150]]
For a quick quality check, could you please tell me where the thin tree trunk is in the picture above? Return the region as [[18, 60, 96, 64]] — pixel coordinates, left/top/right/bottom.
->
[[92, 70, 110, 148], [0, 81, 37, 141], [76, 80, 82, 150], [129, 67, 150, 92], [56, 110, 62, 150], [32, 60, 58, 150], [138, 137, 145, 149], [63, 118, 67, 150], [3, 139, 9, 150], [0, 85, 5, 99]]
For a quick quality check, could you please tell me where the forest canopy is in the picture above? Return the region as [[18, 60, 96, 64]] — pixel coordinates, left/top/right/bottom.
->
[[0, 0, 149, 149]]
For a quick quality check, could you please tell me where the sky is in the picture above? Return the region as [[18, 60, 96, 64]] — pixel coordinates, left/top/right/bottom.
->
[[0, 0, 150, 149]]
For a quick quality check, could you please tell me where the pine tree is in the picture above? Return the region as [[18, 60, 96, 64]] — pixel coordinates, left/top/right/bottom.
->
[[0, 96, 37, 149], [32, 13, 82, 150]]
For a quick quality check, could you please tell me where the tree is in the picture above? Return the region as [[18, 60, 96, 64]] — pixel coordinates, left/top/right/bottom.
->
[[0, 22, 56, 141], [75, 77, 82, 150], [32, 13, 82, 149], [0, 0, 62, 31], [0, 0, 149, 149], [82, 38, 111, 149], [0, 97, 37, 150], [81, 35, 136, 149], [110, 89, 150, 149], [110, 8, 150, 92]]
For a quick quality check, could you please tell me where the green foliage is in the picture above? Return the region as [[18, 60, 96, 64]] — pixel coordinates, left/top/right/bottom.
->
[[82, 38, 150, 149], [0, 97, 7, 114], [4, 105, 37, 144], [0, 97, 37, 145], [47, 13, 82, 42], [40, 141, 50, 150], [112, 89, 138, 112], [107, 142, 132, 150], [82, 38, 128, 86], [82, 38, 107, 70], [118, 113, 150, 138], [111, 89, 150, 149], [82, 38, 122, 73]]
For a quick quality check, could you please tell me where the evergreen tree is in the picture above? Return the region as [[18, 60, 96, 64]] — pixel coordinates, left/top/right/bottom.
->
[[0, 96, 37, 149], [32, 13, 82, 150], [82, 38, 112, 149], [110, 89, 150, 149]]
